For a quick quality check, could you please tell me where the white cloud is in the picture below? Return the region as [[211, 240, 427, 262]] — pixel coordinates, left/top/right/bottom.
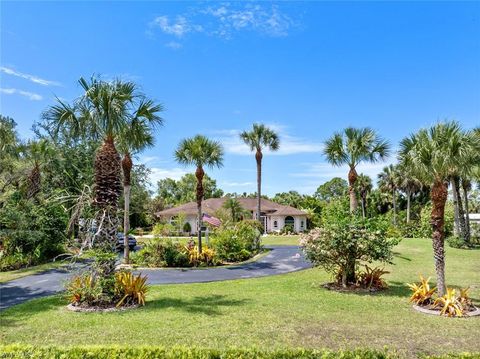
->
[[149, 167, 188, 184], [214, 125, 324, 156], [149, 3, 294, 44], [291, 161, 395, 184], [165, 41, 182, 49], [0, 87, 43, 101], [0, 66, 60, 86], [150, 15, 202, 38], [221, 181, 255, 187]]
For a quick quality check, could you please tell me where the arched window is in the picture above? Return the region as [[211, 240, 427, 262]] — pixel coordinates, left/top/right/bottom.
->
[[285, 216, 294, 227], [273, 220, 278, 228], [301, 220, 304, 228]]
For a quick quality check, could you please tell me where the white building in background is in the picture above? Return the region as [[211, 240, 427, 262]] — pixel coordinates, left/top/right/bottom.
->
[[156, 198, 308, 234]]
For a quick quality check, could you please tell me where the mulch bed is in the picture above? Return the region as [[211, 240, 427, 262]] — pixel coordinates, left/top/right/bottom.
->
[[412, 304, 480, 318], [66, 303, 139, 313]]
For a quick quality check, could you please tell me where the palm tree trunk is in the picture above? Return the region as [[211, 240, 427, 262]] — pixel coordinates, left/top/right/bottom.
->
[[93, 136, 122, 250], [348, 167, 358, 213], [392, 188, 397, 225], [361, 197, 366, 219], [27, 162, 41, 199], [431, 179, 448, 296], [256, 150, 263, 228], [451, 178, 460, 236], [195, 166, 205, 254], [406, 189, 411, 223], [452, 176, 467, 242], [462, 179, 471, 242], [122, 152, 132, 264]]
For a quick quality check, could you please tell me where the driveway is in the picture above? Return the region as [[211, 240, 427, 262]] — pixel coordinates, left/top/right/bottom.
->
[[0, 246, 311, 310]]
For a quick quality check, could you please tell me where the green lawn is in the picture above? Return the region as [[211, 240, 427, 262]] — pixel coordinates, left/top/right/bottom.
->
[[1, 238, 479, 358], [0, 260, 67, 283], [262, 234, 300, 246]]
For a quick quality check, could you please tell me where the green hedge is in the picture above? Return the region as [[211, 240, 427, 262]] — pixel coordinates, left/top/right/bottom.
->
[[0, 345, 478, 359]]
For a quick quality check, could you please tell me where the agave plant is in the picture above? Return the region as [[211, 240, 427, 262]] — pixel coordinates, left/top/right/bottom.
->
[[407, 276, 436, 305]]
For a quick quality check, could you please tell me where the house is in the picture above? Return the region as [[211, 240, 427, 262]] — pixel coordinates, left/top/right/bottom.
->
[[156, 197, 308, 234]]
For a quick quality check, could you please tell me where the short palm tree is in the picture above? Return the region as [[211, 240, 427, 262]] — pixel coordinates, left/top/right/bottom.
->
[[378, 164, 400, 224], [175, 135, 224, 253], [118, 101, 164, 263], [324, 127, 390, 213], [223, 196, 244, 222], [43, 76, 147, 249], [355, 174, 372, 219], [25, 139, 54, 199], [240, 124, 280, 226], [399, 121, 480, 295]]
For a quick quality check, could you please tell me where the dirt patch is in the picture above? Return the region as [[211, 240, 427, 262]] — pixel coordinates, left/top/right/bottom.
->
[[322, 282, 386, 293]]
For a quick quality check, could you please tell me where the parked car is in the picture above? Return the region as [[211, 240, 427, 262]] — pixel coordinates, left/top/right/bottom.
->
[[116, 233, 137, 251]]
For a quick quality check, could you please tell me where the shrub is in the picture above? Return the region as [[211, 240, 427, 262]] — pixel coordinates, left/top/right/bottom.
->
[[132, 238, 217, 267], [417, 203, 454, 238], [0, 195, 68, 270], [447, 236, 468, 249], [211, 220, 262, 262], [300, 213, 398, 287], [151, 223, 175, 236], [280, 224, 295, 235], [132, 238, 189, 267]]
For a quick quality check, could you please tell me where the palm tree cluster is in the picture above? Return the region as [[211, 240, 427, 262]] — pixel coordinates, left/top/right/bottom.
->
[[43, 76, 163, 260]]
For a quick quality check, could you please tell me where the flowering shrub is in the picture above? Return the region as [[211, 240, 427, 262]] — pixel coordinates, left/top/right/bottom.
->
[[300, 215, 398, 287]]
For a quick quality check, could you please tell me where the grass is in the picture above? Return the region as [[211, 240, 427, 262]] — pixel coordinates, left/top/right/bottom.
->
[[0, 260, 67, 283], [262, 234, 300, 246], [1, 238, 479, 358]]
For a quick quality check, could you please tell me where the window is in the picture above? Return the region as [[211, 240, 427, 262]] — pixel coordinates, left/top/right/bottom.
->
[[273, 220, 278, 228], [301, 220, 304, 228], [285, 216, 295, 227]]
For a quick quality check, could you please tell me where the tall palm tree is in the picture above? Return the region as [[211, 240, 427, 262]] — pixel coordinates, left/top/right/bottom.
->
[[240, 124, 280, 227], [355, 174, 372, 219], [378, 164, 400, 224], [399, 121, 479, 295], [118, 101, 164, 263], [397, 166, 423, 223], [42, 76, 145, 249], [324, 127, 390, 213], [175, 135, 224, 253]]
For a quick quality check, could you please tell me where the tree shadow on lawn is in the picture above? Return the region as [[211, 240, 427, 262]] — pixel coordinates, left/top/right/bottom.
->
[[146, 294, 251, 316], [0, 293, 63, 327]]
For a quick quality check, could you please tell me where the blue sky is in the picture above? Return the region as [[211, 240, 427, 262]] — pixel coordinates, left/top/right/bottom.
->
[[1, 1, 479, 196]]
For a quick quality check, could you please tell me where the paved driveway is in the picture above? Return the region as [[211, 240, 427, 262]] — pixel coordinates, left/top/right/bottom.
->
[[0, 246, 311, 310]]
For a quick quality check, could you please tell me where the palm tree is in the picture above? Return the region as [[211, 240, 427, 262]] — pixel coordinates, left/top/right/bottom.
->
[[355, 174, 372, 219], [240, 124, 280, 228], [397, 166, 423, 223], [399, 121, 479, 295], [378, 164, 400, 224], [223, 196, 244, 223], [175, 135, 224, 253], [118, 101, 164, 263], [42, 76, 146, 249], [324, 127, 390, 213], [25, 139, 54, 199]]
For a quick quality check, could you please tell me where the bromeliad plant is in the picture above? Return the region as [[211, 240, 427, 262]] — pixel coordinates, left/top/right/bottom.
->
[[356, 265, 390, 290], [114, 271, 148, 307], [408, 275, 474, 317], [407, 275, 436, 306]]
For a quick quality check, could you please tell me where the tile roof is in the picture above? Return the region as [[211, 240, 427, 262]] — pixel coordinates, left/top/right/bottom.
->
[[156, 197, 307, 217]]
